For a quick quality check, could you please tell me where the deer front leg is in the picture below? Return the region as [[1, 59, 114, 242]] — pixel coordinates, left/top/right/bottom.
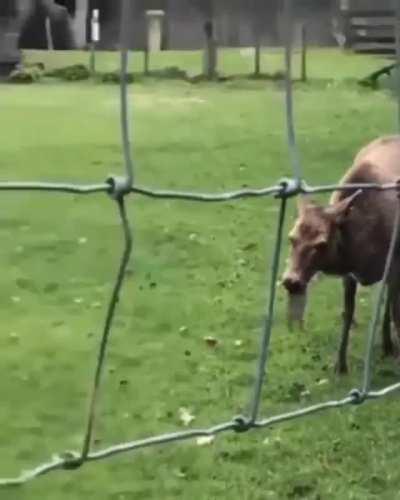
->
[[335, 275, 357, 374]]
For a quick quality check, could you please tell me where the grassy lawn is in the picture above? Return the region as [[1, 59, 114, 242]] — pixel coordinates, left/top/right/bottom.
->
[[0, 48, 399, 499]]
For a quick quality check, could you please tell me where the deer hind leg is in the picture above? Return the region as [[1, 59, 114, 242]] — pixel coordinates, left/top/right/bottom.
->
[[388, 281, 400, 358], [335, 275, 357, 374], [382, 290, 395, 357]]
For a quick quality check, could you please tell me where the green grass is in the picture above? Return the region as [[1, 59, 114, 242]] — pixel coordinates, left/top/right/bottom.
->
[[0, 48, 400, 500]]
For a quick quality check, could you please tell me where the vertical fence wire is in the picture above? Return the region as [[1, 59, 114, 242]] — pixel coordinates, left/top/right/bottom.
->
[[119, 0, 135, 186], [81, 198, 133, 459], [81, 0, 136, 458], [249, 196, 288, 423], [361, 186, 400, 395], [283, 0, 303, 183]]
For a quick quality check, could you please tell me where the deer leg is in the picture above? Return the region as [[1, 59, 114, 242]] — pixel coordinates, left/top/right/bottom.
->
[[389, 281, 400, 358], [382, 289, 394, 357], [335, 275, 357, 374]]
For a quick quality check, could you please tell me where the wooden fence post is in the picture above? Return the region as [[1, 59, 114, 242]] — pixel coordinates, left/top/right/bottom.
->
[[203, 19, 218, 80], [300, 23, 307, 82]]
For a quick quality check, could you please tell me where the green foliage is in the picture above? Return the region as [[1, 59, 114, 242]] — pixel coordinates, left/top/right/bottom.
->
[[8, 65, 43, 84], [46, 64, 90, 81], [147, 66, 188, 79], [100, 71, 135, 84]]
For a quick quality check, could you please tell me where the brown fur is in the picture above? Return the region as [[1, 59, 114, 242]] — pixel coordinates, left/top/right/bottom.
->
[[283, 135, 400, 373]]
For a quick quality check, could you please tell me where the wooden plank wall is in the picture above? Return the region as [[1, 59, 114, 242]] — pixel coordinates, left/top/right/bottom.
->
[[343, 0, 397, 53]]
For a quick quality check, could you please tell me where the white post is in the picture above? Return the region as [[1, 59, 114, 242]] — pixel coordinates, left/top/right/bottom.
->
[[145, 10, 165, 53], [91, 9, 100, 44], [90, 8, 100, 76]]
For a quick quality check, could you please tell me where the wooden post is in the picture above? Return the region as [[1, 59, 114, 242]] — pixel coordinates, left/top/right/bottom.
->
[[144, 12, 150, 74], [144, 10, 165, 75], [144, 40, 149, 75], [300, 23, 307, 82], [340, 0, 351, 49], [203, 20, 217, 79], [253, 0, 263, 76], [45, 16, 53, 50], [254, 33, 261, 76]]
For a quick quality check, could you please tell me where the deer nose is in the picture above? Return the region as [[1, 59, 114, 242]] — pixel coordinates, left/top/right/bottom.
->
[[282, 275, 306, 294]]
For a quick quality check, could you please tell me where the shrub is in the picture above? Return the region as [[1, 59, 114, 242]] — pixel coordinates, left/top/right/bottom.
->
[[100, 71, 134, 84], [147, 66, 187, 80], [46, 64, 90, 81], [8, 66, 42, 84]]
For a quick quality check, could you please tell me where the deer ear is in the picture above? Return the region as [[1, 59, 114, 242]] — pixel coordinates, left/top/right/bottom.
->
[[326, 189, 362, 224]]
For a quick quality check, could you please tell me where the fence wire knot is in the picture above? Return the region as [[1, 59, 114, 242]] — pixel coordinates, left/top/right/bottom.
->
[[276, 177, 302, 199], [106, 176, 132, 200], [349, 388, 366, 405], [232, 415, 253, 433], [58, 452, 83, 471]]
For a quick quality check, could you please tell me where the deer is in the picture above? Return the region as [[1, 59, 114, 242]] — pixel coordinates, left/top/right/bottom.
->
[[282, 135, 400, 374]]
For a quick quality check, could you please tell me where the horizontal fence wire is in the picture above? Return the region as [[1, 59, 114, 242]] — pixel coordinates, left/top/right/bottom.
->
[[0, 181, 399, 199], [2, 0, 400, 488], [132, 181, 400, 198], [1, 381, 400, 487]]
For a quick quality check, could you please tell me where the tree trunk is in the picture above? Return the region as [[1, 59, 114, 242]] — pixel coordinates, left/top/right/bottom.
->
[[73, 0, 88, 48]]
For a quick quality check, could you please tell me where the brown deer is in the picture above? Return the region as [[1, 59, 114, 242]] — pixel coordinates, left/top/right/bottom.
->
[[282, 135, 400, 374]]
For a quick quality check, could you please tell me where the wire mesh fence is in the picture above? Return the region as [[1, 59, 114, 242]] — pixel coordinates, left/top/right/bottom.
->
[[1, 0, 400, 488]]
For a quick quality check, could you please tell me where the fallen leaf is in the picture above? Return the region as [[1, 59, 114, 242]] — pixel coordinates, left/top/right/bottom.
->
[[179, 326, 188, 335], [316, 378, 329, 386], [78, 237, 88, 245], [173, 467, 187, 479], [242, 242, 257, 251], [11, 296, 21, 303], [196, 435, 215, 446], [178, 407, 195, 426], [204, 336, 219, 348], [234, 340, 243, 347]]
